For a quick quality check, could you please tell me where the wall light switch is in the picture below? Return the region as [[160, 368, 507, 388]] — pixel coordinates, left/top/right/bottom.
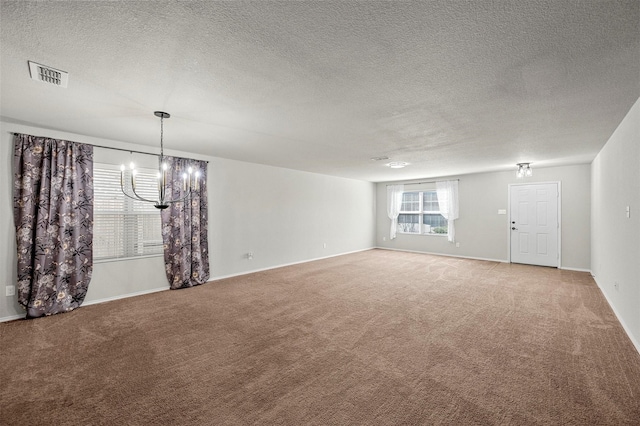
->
[[626, 206, 630, 218], [6, 286, 15, 297], [498, 209, 507, 215]]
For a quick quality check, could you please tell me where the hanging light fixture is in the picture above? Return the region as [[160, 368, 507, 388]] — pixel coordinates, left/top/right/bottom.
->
[[120, 111, 200, 209], [516, 163, 533, 178]]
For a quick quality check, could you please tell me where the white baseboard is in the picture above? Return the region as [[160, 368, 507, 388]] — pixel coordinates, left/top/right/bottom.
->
[[0, 314, 25, 323], [375, 246, 508, 264], [210, 247, 376, 282], [559, 266, 592, 273], [1, 249, 375, 323], [592, 275, 640, 355], [82, 286, 169, 307], [0, 287, 169, 323]]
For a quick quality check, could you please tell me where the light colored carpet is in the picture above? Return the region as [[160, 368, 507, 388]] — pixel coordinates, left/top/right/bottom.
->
[[1, 249, 639, 425]]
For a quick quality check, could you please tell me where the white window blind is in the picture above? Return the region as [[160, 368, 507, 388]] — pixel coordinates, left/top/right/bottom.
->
[[93, 164, 163, 261]]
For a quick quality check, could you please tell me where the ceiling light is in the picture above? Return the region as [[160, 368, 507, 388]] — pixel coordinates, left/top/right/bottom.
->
[[120, 111, 200, 209], [387, 162, 408, 169], [516, 163, 533, 178]]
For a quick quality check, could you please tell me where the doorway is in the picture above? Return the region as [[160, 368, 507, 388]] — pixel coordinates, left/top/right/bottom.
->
[[509, 182, 560, 267]]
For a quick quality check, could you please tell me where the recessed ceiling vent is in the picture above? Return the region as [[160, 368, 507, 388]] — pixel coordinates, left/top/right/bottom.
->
[[28, 61, 68, 88]]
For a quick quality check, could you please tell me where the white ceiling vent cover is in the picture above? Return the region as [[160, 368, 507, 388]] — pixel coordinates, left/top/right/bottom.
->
[[28, 61, 68, 88]]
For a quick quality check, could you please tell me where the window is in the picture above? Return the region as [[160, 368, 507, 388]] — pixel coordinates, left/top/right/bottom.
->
[[398, 191, 448, 235], [93, 164, 163, 261]]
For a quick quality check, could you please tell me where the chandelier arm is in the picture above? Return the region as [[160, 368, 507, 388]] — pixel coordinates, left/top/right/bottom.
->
[[130, 186, 161, 203], [121, 186, 159, 204]]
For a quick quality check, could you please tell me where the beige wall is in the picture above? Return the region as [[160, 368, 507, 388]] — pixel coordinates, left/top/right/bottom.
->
[[1, 120, 376, 320], [591, 97, 640, 350], [375, 164, 591, 270]]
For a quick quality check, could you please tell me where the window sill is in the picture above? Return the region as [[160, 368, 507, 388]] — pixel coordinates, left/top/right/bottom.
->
[[94, 253, 163, 264], [397, 232, 448, 237]]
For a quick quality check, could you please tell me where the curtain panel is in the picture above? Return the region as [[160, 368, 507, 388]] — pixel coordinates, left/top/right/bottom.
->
[[160, 156, 210, 289], [436, 180, 459, 243], [386, 184, 404, 239], [13, 134, 94, 318]]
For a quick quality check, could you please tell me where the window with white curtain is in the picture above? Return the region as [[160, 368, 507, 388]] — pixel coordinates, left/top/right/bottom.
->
[[398, 191, 448, 235], [93, 164, 163, 261]]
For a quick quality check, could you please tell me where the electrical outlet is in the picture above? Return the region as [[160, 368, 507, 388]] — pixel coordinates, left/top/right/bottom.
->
[[323, 243, 327, 249], [455, 242, 460, 248], [247, 252, 253, 260], [383, 237, 386, 241], [6, 286, 15, 297]]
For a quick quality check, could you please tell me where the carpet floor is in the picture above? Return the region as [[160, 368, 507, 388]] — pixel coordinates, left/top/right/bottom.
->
[[1, 249, 639, 425]]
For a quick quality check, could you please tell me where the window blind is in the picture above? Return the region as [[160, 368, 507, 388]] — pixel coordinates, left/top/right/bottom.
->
[[93, 164, 163, 261]]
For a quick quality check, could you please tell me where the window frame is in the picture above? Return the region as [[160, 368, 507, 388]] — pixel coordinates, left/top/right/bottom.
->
[[93, 163, 164, 263], [397, 190, 448, 236]]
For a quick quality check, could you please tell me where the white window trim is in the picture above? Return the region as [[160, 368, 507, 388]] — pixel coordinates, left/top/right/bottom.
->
[[93, 162, 164, 263], [397, 190, 449, 236]]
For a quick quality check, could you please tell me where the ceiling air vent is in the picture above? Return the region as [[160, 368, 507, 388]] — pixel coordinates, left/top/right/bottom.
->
[[28, 61, 68, 88]]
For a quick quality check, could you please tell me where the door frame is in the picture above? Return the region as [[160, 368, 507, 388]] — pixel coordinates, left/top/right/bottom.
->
[[507, 181, 562, 267]]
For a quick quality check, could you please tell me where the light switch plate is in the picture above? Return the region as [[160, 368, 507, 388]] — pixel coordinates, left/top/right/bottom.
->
[[498, 209, 507, 215]]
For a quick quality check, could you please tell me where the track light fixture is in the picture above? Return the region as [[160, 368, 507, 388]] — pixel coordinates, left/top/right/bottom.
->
[[516, 163, 533, 178]]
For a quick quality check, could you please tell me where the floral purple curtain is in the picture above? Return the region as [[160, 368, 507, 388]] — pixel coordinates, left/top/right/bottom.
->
[[13, 134, 93, 318], [160, 156, 209, 289]]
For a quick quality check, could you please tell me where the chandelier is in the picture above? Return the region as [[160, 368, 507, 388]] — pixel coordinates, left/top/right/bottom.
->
[[120, 111, 200, 209], [516, 163, 533, 178]]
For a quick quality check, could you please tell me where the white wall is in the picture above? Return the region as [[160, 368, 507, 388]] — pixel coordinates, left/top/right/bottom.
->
[[375, 164, 591, 270], [591, 97, 640, 350], [0, 120, 376, 320]]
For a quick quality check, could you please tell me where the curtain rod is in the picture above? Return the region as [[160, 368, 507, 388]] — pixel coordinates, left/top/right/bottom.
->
[[386, 179, 459, 186], [13, 133, 209, 163], [88, 143, 210, 164]]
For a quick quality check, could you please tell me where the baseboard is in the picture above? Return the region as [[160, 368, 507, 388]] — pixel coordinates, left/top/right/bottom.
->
[[375, 246, 508, 264], [210, 247, 376, 282], [82, 286, 169, 307], [559, 266, 592, 273], [0, 314, 25, 323], [592, 275, 640, 355], [2, 250, 374, 323], [0, 287, 170, 323]]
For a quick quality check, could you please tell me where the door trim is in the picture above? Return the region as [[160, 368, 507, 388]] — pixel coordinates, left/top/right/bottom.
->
[[507, 181, 562, 267]]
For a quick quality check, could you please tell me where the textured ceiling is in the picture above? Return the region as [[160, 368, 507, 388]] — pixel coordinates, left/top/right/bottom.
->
[[1, 1, 638, 181]]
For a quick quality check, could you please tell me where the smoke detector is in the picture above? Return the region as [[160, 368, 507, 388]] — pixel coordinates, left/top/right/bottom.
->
[[28, 61, 68, 88]]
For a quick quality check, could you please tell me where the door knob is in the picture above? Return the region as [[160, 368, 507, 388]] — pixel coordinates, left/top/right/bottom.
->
[[511, 227, 518, 230]]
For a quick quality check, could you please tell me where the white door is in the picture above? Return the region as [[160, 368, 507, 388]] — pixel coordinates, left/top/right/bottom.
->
[[509, 183, 559, 267]]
